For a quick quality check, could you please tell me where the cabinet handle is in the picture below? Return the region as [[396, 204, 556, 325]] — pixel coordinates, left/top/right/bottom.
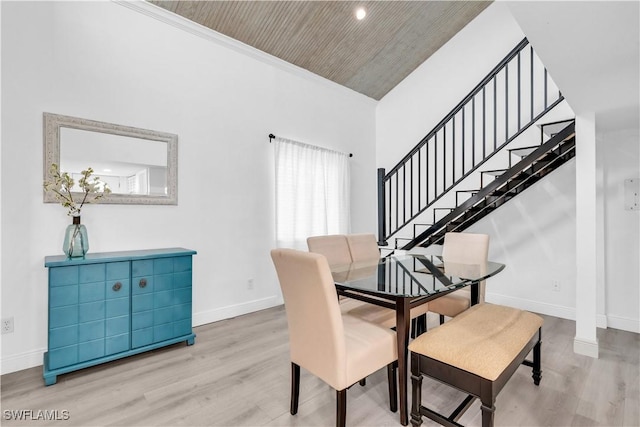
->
[[139, 278, 147, 288], [112, 282, 122, 292]]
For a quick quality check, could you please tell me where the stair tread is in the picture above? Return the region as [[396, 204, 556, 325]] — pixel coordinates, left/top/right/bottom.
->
[[481, 169, 506, 176], [456, 189, 480, 193], [508, 146, 540, 157]]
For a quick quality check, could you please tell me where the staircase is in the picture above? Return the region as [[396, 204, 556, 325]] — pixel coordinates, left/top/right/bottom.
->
[[404, 120, 575, 249], [377, 38, 575, 250]]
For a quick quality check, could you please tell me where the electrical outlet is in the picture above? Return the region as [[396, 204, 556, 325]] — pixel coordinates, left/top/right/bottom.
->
[[551, 280, 561, 292], [247, 278, 254, 290], [1, 317, 14, 334]]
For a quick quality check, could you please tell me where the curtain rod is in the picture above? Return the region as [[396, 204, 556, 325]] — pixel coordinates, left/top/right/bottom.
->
[[268, 133, 353, 157]]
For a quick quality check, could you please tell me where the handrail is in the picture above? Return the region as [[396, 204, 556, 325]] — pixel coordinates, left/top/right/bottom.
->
[[378, 38, 563, 244]]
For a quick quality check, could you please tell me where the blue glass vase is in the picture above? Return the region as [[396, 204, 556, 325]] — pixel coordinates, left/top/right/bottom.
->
[[63, 215, 89, 258]]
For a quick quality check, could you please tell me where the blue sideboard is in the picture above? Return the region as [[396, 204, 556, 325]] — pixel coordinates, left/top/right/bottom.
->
[[44, 248, 196, 385]]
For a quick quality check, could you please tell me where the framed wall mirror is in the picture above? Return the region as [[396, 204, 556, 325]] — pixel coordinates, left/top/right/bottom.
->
[[43, 112, 178, 205]]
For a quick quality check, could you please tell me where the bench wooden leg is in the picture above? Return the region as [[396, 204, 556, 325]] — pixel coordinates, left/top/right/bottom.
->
[[480, 401, 495, 427], [410, 353, 423, 427]]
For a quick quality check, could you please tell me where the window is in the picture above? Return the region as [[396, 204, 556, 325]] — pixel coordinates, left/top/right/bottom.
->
[[274, 137, 350, 249]]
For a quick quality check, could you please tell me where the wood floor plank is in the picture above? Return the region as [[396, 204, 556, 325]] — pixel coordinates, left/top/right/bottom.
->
[[1, 307, 638, 426]]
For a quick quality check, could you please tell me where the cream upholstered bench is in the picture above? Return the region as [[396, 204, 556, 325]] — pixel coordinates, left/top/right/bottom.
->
[[408, 303, 543, 427]]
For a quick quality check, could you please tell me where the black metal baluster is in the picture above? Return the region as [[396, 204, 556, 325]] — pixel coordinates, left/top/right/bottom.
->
[[517, 51, 521, 131], [426, 140, 430, 203], [472, 95, 476, 167], [530, 45, 534, 121], [395, 173, 399, 233], [443, 126, 447, 189], [482, 86, 486, 160], [505, 63, 509, 141], [544, 68, 548, 109], [402, 165, 406, 223], [418, 146, 422, 210], [452, 115, 456, 185], [493, 75, 497, 151], [461, 106, 466, 175], [410, 156, 414, 218], [378, 169, 387, 245], [434, 133, 438, 199]]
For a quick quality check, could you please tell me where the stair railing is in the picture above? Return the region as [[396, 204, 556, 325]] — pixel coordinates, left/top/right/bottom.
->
[[378, 38, 563, 245], [404, 120, 575, 250]]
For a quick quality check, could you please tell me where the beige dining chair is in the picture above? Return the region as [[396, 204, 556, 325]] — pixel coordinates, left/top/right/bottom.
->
[[307, 235, 352, 268], [270, 249, 398, 427], [345, 233, 381, 261], [428, 232, 490, 324]]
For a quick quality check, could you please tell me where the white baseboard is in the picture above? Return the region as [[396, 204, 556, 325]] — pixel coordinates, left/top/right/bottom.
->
[[1, 296, 283, 376], [485, 292, 576, 320], [192, 295, 282, 327], [486, 293, 636, 332], [1, 348, 45, 376], [607, 315, 640, 333], [573, 337, 600, 358]]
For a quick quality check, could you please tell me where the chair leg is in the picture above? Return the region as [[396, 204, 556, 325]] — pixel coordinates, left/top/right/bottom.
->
[[410, 353, 423, 427], [336, 389, 347, 427], [290, 363, 300, 415], [359, 378, 366, 386], [532, 328, 542, 386], [439, 314, 445, 325], [387, 361, 398, 413]]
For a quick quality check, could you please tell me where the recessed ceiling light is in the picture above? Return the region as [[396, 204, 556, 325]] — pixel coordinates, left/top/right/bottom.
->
[[355, 7, 366, 20]]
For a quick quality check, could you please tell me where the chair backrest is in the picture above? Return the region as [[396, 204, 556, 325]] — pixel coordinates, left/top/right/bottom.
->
[[307, 235, 352, 267], [270, 249, 346, 384], [442, 232, 490, 302], [346, 233, 380, 262]]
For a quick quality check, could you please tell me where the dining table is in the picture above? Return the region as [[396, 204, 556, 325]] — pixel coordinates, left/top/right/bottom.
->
[[330, 253, 505, 426]]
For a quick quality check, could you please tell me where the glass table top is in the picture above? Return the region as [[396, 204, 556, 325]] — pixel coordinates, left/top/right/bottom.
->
[[331, 254, 505, 298]]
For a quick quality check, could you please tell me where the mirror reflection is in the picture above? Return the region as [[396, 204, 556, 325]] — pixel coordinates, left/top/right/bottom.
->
[[60, 128, 168, 196], [43, 113, 178, 205]]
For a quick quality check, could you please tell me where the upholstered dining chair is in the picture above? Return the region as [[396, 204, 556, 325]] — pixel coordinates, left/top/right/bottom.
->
[[345, 233, 381, 261], [428, 232, 490, 324], [307, 235, 352, 268], [270, 249, 398, 427]]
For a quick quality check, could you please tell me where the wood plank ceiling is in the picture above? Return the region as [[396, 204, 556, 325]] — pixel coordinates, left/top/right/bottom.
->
[[148, 1, 492, 100]]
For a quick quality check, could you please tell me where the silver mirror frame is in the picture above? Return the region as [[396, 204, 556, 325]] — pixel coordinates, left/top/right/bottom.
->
[[43, 112, 178, 205]]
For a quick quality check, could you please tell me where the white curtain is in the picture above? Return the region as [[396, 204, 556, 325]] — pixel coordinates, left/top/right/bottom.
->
[[274, 137, 351, 249]]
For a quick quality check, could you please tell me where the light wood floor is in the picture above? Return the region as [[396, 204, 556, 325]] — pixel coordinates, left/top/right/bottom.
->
[[2, 306, 638, 426]]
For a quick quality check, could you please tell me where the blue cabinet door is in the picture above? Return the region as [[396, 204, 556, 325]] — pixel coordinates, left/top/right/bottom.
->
[[131, 256, 192, 348]]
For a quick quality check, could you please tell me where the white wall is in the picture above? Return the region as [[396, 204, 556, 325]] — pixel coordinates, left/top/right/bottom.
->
[[599, 128, 640, 332], [0, 1, 377, 374], [375, 1, 640, 332]]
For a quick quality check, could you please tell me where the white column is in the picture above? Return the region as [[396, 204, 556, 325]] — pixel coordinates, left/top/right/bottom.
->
[[574, 112, 599, 358]]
